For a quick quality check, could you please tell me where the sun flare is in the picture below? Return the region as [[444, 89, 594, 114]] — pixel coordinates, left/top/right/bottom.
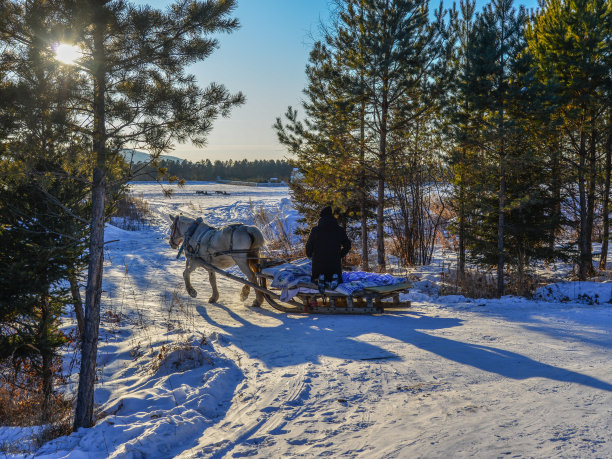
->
[[54, 43, 82, 65]]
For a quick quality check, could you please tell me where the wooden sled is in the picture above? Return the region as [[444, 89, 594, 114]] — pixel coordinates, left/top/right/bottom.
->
[[194, 256, 411, 315], [256, 270, 411, 314]]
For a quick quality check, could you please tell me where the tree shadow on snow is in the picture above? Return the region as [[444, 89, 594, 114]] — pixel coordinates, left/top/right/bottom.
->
[[197, 304, 612, 392]]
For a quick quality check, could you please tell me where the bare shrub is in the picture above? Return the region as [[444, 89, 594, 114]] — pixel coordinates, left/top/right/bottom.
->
[[439, 268, 499, 299], [387, 176, 450, 267], [149, 338, 212, 375], [0, 359, 73, 453], [110, 192, 151, 230], [248, 200, 302, 260], [342, 251, 362, 269], [440, 267, 551, 298]]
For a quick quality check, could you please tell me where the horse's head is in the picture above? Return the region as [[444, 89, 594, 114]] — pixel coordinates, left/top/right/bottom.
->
[[168, 215, 183, 249]]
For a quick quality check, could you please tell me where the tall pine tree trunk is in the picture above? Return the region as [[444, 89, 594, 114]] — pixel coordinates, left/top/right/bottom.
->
[[458, 178, 466, 279], [599, 112, 612, 270], [549, 141, 562, 251], [585, 127, 597, 272], [497, 151, 506, 297], [41, 297, 53, 423], [74, 12, 107, 430], [376, 170, 386, 271], [359, 93, 369, 271], [376, 90, 388, 272], [496, 11, 506, 298], [69, 274, 84, 338], [578, 127, 590, 280]]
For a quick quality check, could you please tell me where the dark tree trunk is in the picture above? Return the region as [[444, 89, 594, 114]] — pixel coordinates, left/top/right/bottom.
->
[[74, 13, 107, 430], [496, 15, 506, 298], [458, 180, 466, 279], [599, 112, 612, 270], [69, 274, 84, 338], [41, 298, 53, 422], [359, 96, 369, 271], [549, 142, 562, 251], [585, 127, 597, 271], [376, 172, 386, 271], [497, 153, 506, 297], [376, 89, 388, 272], [578, 128, 591, 280]]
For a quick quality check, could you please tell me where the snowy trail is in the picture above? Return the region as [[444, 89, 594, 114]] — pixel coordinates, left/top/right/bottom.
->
[[176, 281, 612, 458], [25, 182, 612, 458]]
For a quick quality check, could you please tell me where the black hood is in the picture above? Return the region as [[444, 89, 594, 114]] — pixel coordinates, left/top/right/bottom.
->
[[318, 214, 338, 228]]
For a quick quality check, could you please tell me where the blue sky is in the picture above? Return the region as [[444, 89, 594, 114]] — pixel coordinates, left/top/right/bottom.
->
[[136, 0, 538, 163]]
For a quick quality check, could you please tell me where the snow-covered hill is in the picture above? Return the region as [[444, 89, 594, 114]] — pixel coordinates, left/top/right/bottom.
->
[[4, 182, 611, 458]]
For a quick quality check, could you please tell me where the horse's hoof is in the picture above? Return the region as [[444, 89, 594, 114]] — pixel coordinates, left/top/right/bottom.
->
[[250, 301, 261, 308], [188, 289, 197, 298], [209, 296, 219, 303], [240, 289, 250, 301]]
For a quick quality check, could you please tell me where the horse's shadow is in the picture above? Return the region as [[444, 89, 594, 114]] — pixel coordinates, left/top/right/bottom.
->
[[197, 303, 612, 392]]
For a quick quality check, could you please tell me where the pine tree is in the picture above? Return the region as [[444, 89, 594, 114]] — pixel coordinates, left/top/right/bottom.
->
[[2, 0, 245, 429], [277, 0, 443, 271], [444, 0, 478, 279], [0, 0, 91, 419], [527, 0, 612, 279], [275, 38, 376, 240], [339, 0, 441, 271], [450, 0, 531, 296]]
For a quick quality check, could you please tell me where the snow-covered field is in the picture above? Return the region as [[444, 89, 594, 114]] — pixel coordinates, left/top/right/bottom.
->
[[3, 182, 612, 458]]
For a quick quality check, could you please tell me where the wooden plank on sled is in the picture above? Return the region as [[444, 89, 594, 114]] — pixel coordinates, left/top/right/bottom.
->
[[295, 293, 384, 314], [363, 281, 412, 294], [306, 306, 382, 314]]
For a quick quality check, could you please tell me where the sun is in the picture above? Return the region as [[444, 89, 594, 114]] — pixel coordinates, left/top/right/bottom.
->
[[54, 43, 82, 65]]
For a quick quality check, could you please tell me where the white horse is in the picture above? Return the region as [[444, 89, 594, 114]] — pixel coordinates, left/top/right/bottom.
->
[[168, 215, 266, 306]]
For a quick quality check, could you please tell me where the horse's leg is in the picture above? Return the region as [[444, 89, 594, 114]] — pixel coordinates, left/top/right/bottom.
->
[[208, 269, 220, 303], [240, 283, 250, 301], [183, 259, 198, 298], [234, 259, 251, 302], [250, 251, 264, 307], [236, 257, 262, 307]]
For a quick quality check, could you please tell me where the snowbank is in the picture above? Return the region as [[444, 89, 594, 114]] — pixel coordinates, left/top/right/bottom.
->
[[535, 281, 612, 304], [35, 335, 242, 458]]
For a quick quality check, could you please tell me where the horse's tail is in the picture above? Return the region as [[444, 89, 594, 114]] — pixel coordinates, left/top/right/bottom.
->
[[245, 226, 265, 275], [245, 225, 266, 250], [247, 248, 260, 276]]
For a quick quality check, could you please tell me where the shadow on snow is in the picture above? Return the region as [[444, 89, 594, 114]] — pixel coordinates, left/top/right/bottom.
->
[[197, 304, 612, 392]]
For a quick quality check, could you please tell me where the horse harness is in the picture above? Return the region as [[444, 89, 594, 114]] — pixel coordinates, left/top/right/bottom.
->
[[176, 219, 254, 261], [175, 217, 203, 259]]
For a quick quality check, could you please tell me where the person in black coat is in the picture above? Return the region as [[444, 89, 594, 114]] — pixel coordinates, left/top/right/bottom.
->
[[305, 206, 352, 284]]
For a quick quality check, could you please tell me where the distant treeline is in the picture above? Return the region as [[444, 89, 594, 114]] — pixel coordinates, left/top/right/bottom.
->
[[131, 158, 293, 182]]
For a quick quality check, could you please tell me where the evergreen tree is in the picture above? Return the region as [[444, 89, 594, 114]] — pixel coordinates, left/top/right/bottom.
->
[[444, 0, 476, 279], [275, 38, 376, 237], [527, 0, 612, 279], [2, 0, 244, 429], [451, 0, 533, 295], [277, 0, 443, 271], [0, 0, 91, 419], [340, 0, 441, 271]]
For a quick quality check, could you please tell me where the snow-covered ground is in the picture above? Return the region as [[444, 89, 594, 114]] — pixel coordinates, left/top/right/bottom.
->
[[3, 182, 612, 458]]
